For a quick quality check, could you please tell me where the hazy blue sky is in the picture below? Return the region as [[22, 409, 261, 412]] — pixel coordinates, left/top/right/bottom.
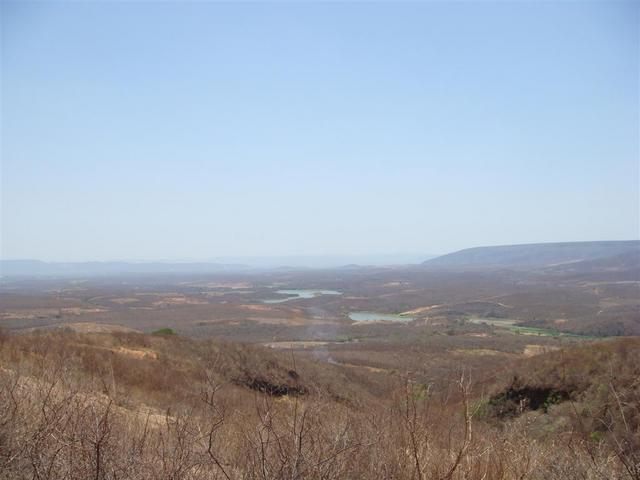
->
[[1, 1, 638, 262]]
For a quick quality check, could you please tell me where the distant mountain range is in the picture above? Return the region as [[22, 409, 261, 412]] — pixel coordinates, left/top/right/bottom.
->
[[422, 240, 640, 271], [4, 242, 638, 276], [0, 260, 252, 277], [0, 253, 436, 277]]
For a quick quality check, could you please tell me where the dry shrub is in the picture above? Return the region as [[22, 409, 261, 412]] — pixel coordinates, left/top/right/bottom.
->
[[0, 332, 637, 479]]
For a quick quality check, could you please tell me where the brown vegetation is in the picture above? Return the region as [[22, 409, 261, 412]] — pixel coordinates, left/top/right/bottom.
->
[[1, 330, 638, 479]]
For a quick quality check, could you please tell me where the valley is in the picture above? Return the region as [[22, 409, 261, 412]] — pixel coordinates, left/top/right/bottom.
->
[[1, 241, 638, 479]]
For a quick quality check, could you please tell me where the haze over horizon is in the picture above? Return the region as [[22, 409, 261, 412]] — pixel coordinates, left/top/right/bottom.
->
[[1, 242, 639, 268], [2, 1, 638, 262], [1, 253, 436, 268]]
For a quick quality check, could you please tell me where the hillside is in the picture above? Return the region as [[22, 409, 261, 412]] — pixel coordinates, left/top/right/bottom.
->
[[0, 330, 638, 479], [423, 240, 640, 270]]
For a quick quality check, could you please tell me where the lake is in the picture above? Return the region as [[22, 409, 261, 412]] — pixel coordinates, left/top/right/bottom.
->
[[263, 289, 342, 304], [348, 311, 415, 322]]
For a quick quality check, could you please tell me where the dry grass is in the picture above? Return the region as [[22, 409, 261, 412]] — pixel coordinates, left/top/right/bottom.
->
[[0, 331, 638, 479]]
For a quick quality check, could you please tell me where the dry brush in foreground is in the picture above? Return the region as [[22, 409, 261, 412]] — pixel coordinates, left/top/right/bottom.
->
[[0, 331, 638, 479]]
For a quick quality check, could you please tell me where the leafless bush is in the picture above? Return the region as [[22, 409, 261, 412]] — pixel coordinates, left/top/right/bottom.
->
[[0, 333, 637, 479]]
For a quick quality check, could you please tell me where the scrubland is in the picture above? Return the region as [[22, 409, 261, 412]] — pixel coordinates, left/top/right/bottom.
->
[[0, 330, 638, 479], [0, 262, 637, 478]]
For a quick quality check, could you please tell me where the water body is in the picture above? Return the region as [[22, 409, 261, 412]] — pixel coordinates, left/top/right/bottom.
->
[[263, 289, 342, 304], [348, 311, 415, 322]]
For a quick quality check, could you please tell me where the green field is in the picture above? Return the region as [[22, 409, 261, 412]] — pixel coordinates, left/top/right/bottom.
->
[[468, 317, 593, 339]]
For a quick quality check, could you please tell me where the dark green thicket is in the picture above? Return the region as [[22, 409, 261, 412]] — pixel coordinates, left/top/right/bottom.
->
[[152, 327, 176, 335]]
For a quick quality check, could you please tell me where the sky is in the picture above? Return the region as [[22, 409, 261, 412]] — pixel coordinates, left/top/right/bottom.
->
[[1, 1, 638, 263]]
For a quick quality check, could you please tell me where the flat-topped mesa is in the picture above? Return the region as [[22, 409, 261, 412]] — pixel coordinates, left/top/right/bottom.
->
[[423, 240, 640, 271]]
